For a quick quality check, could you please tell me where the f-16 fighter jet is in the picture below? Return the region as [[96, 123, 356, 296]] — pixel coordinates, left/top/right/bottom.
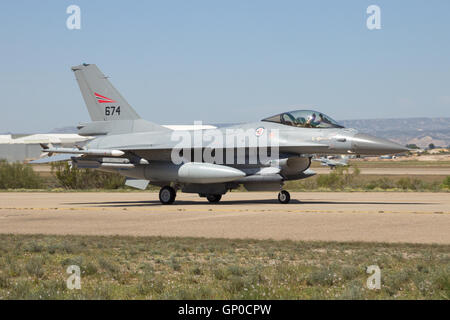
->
[[313, 156, 349, 169], [33, 64, 408, 204]]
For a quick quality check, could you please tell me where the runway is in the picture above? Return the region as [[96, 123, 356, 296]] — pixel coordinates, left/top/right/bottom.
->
[[0, 192, 449, 244]]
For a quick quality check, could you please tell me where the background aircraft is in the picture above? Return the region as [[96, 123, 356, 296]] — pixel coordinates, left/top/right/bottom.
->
[[313, 156, 349, 169], [33, 64, 408, 204]]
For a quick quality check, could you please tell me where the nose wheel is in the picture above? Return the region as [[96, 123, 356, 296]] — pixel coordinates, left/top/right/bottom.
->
[[159, 186, 176, 204], [206, 194, 222, 203], [278, 190, 290, 204]]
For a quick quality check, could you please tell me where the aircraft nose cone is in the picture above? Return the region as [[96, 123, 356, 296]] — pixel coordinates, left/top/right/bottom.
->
[[351, 133, 409, 155]]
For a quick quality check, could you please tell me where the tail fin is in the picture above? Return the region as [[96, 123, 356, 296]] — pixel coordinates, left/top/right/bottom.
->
[[71, 64, 140, 121]]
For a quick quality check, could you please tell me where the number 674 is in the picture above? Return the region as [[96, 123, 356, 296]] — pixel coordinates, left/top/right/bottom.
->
[[105, 106, 120, 116]]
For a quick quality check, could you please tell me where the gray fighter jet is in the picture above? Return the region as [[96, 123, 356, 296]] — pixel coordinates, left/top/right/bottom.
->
[[33, 64, 408, 204], [313, 156, 349, 169]]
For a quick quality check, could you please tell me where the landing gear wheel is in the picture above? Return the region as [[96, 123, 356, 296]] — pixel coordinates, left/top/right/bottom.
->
[[206, 194, 222, 203], [159, 186, 176, 204], [278, 190, 290, 204]]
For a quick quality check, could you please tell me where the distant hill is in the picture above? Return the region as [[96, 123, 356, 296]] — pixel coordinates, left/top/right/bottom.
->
[[340, 118, 450, 148], [49, 117, 450, 148]]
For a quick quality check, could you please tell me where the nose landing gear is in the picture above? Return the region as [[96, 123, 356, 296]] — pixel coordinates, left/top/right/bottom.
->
[[206, 194, 222, 203], [278, 190, 290, 204]]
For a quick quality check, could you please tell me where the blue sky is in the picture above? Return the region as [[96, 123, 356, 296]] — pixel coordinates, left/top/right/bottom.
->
[[0, 0, 449, 132]]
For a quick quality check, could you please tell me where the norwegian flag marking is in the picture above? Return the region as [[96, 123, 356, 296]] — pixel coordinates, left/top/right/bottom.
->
[[94, 92, 116, 103]]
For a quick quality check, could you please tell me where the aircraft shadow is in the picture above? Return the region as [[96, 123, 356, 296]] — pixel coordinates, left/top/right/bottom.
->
[[65, 199, 432, 208], [66, 199, 298, 207]]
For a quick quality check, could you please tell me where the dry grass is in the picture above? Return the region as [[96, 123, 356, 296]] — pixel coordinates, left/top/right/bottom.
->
[[0, 234, 448, 300]]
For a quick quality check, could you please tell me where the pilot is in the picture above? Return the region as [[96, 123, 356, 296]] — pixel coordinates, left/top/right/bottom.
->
[[281, 113, 295, 126], [306, 113, 320, 127], [296, 117, 306, 127]]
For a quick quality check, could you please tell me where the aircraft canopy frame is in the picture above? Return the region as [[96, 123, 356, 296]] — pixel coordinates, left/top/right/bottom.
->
[[262, 110, 344, 129]]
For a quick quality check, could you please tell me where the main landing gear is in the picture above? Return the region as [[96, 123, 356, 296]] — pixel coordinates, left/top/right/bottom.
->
[[278, 190, 290, 204], [159, 186, 176, 204], [159, 187, 290, 204]]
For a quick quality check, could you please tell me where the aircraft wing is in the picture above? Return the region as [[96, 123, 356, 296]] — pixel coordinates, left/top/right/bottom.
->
[[31, 141, 330, 164], [114, 143, 328, 162], [113, 142, 330, 161], [115, 142, 329, 150]]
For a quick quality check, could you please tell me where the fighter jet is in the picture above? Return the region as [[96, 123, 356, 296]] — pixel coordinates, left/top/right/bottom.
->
[[313, 156, 349, 169], [32, 64, 408, 204]]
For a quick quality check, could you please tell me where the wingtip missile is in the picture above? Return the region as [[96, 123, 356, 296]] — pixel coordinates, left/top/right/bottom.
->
[[40, 146, 125, 157]]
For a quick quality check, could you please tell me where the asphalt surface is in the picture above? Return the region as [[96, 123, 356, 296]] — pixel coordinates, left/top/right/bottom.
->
[[0, 192, 449, 244]]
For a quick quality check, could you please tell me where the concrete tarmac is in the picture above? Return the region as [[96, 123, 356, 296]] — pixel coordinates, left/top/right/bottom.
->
[[0, 192, 449, 244]]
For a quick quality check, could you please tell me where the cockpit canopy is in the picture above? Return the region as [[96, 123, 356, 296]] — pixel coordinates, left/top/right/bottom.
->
[[262, 110, 344, 129]]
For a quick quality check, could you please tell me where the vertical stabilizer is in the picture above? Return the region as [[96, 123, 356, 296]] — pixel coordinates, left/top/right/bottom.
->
[[71, 64, 140, 121]]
